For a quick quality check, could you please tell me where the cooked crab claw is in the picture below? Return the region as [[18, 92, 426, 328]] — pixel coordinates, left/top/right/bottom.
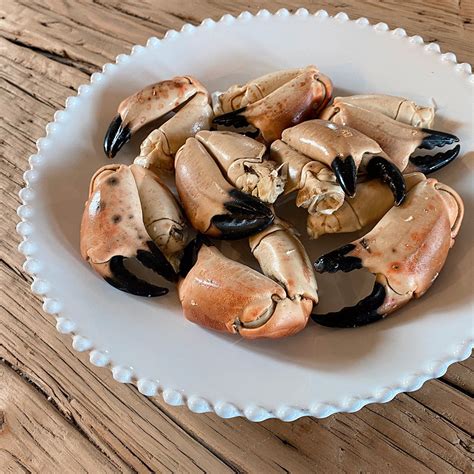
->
[[103, 76, 213, 171], [175, 137, 274, 239], [270, 139, 345, 215], [81, 163, 193, 296], [178, 220, 318, 338], [320, 101, 460, 174], [195, 130, 286, 203], [280, 119, 406, 203], [326, 94, 435, 128], [306, 173, 425, 239], [212, 66, 333, 143], [312, 177, 464, 327]]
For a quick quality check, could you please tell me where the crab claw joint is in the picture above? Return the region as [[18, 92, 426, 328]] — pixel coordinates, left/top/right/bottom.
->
[[175, 137, 274, 239], [312, 177, 463, 327]]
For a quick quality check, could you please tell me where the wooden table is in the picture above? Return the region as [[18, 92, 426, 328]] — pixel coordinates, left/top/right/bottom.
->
[[1, 1, 473, 471]]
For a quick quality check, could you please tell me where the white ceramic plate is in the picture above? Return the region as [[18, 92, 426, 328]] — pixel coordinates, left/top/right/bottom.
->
[[18, 9, 474, 422]]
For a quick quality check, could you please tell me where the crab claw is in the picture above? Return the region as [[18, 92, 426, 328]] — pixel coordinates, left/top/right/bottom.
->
[[175, 137, 274, 239], [324, 95, 435, 128], [103, 76, 212, 169], [312, 177, 464, 326], [306, 173, 425, 239], [195, 130, 286, 203], [270, 140, 345, 215], [178, 220, 318, 338], [81, 164, 192, 296], [213, 66, 332, 143], [280, 119, 405, 203], [321, 101, 460, 174]]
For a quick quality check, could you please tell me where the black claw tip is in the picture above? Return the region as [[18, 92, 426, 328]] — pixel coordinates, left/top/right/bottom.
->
[[104, 114, 131, 158], [419, 128, 459, 151], [366, 156, 406, 206], [409, 144, 461, 175], [212, 107, 250, 128], [314, 244, 362, 273], [136, 241, 177, 283], [311, 282, 386, 328], [211, 189, 274, 239], [106, 255, 168, 297], [332, 156, 357, 198], [179, 235, 209, 277]]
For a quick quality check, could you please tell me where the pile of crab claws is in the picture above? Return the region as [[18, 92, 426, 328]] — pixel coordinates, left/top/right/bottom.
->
[[311, 282, 386, 328], [103, 114, 131, 158], [104, 241, 176, 298], [212, 189, 275, 239]]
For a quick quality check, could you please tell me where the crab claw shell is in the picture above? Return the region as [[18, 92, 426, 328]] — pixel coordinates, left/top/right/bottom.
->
[[280, 119, 406, 202], [321, 102, 459, 173], [249, 219, 319, 304], [215, 68, 312, 114], [195, 130, 285, 203], [213, 67, 333, 143], [178, 245, 311, 339], [80, 164, 176, 296], [175, 137, 274, 239], [270, 139, 345, 215], [129, 164, 192, 271], [312, 177, 464, 327], [104, 76, 210, 159], [134, 92, 213, 173], [325, 95, 435, 128], [306, 173, 425, 239]]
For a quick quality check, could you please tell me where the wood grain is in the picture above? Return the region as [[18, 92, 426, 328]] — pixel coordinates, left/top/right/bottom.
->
[[0, 1, 473, 472]]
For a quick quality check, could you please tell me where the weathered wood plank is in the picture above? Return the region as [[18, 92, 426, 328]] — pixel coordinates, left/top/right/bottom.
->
[[0, 1, 473, 472], [0, 362, 123, 473], [442, 356, 474, 396], [1, 0, 473, 70]]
